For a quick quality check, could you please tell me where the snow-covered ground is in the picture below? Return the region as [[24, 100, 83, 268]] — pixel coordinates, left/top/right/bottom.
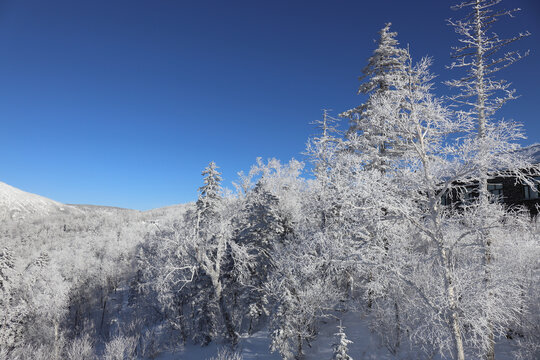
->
[[156, 332, 279, 360], [0, 181, 76, 219], [154, 315, 399, 360], [153, 311, 523, 360]]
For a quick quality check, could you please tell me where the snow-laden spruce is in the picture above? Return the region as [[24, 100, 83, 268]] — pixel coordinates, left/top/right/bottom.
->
[[331, 323, 353, 360]]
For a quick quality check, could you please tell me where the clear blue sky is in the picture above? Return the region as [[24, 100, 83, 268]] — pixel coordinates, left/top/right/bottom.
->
[[1, 0, 539, 210]]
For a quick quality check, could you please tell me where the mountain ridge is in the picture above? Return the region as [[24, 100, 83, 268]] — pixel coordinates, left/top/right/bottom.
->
[[0, 181, 75, 220]]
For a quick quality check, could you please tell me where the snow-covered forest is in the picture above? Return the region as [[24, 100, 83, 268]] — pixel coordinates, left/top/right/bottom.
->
[[1, 1, 539, 359]]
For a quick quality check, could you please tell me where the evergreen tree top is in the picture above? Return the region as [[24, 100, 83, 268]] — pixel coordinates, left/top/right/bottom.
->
[[341, 23, 408, 122], [359, 22, 408, 95], [332, 323, 353, 360], [198, 161, 223, 199], [197, 161, 223, 219]]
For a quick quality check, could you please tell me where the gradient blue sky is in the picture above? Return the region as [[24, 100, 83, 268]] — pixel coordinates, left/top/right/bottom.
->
[[1, 0, 539, 210]]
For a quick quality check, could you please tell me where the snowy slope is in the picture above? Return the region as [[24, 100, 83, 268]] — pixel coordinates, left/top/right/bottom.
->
[[155, 312, 522, 360], [517, 143, 540, 163], [0, 181, 74, 219]]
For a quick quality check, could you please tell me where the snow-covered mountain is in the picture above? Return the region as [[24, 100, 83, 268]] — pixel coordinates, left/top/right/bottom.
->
[[518, 143, 540, 163], [0, 181, 74, 219], [0, 181, 188, 221]]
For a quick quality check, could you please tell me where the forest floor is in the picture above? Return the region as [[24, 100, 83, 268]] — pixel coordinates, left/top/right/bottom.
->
[[154, 311, 523, 359]]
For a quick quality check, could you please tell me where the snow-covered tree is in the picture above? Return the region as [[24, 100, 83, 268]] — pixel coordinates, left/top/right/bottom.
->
[[0, 247, 26, 351], [103, 335, 136, 360], [448, 2, 534, 358], [446, 0, 533, 211], [341, 23, 408, 172], [268, 246, 340, 360], [234, 182, 283, 333], [146, 162, 253, 346], [64, 334, 95, 360], [331, 323, 353, 360], [197, 161, 223, 226], [305, 110, 343, 181], [358, 45, 539, 360], [193, 162, 240, 344], [447, 0, 530, 190], [242, 160, 351, 360]]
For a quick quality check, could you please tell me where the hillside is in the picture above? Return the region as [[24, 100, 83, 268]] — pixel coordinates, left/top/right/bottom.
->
[[0, 181, 76, 220], [518, 143, 540, 164]]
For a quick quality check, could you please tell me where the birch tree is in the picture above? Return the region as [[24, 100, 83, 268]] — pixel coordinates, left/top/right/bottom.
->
[[364, 52, 469, 359], [447, 0, 531, 204], [363, 46, 539, 359], [448, 2, 533, 358]]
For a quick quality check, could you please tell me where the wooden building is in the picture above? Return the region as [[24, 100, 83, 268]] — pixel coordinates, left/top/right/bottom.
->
[[442, 144, 540, 215]]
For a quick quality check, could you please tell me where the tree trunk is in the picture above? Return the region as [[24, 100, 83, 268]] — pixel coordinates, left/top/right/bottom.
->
[[486, 321, 495, 360], [451, 310, 466, 360], [218, 293, 238, 346], [100, 298, 108, 331], [484, 235, 495, 360], [442, 248, 466, 360], [210, 273, 238, 345], [394, 301, 401, 352], [474, 1, 495, 357], [54, 320, 60, 360], [296, 335, 303, 360]]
